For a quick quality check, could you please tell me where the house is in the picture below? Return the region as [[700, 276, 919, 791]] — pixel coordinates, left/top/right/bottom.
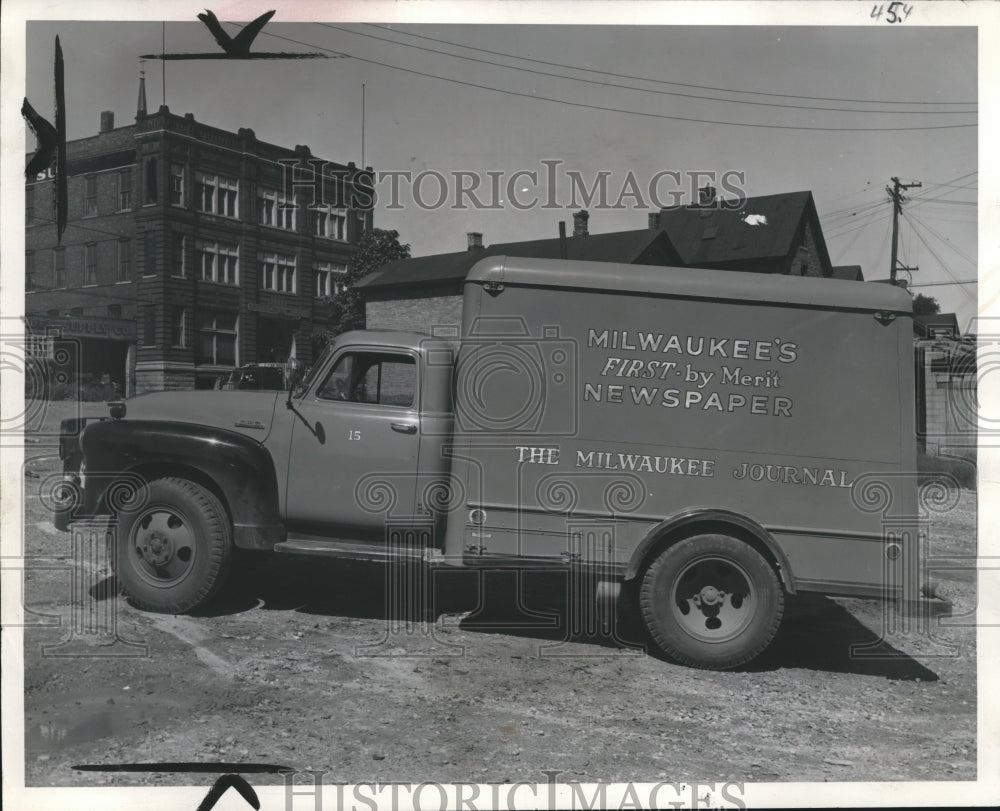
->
[[359, 212, 682, 332], [650, 188, 835, 278], [25, 73, 372, 393], [358, 189, 841, 332]]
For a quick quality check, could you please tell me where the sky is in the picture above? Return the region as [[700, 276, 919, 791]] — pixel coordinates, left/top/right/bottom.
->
[[23, 10, 979, 328]]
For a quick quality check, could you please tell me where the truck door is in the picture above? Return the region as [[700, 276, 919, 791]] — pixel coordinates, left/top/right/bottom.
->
[[284, 349, 420, 536]]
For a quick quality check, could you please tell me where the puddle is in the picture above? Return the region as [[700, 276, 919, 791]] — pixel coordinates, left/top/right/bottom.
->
[[25, 681, 189, 754], [28, 706, 132, 752]]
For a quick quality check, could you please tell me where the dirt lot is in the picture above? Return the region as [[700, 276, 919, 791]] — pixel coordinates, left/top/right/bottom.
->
[[16, 403, 978, 788]]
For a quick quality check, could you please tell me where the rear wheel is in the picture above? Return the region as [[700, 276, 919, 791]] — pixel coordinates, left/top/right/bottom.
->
[[639, 534, 783, 669], [115, 477, 233, 613]]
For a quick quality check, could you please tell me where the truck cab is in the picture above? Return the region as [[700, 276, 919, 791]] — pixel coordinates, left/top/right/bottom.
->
[[271, 331, 454, 541]]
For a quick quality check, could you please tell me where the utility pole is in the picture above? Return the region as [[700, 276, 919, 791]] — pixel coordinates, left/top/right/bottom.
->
[[887, 176, 921, 284]]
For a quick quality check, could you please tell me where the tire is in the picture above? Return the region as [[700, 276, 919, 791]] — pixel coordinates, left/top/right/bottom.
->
[[115, 477, 233, 613], [639, 534, 783, 670]]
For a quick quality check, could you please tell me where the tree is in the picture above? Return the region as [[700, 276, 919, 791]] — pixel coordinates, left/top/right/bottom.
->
[[912, 293, 941, 315], [313, 228, 411, 353]]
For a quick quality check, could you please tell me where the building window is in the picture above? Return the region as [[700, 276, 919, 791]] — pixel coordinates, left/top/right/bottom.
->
[[316, 262, 347, 297], [197, 310, 238, 366], [108, 304, 122, 319], [196, 173, 239, 218], [260, 252, 296, 293], [142, 305, 156, 346], [197, 241, 239, 285], [144, 232, 157, 276], [259, 190, 296, 230], [315, 206, 347, 240], [53, 248, 65, 288], [26, 186, 35, 224], [117, 239, 132, 282], [144, 158, 158, 203], [118, 169, 133, 210], [169, 163, 185, 206], [85, 175, 98, 217], [171, 307, 187, 348], [84, 243, 97, 285], [26, 252, 36, 291], [172, 233, 186, 277]]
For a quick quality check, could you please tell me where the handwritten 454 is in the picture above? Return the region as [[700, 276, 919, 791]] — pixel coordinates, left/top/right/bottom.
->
[[872, 2, 913, 23]]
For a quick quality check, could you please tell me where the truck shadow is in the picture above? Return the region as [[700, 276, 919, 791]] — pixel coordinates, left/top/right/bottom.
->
[[170, 557, 939, 680], [750, 593, 939, 680]]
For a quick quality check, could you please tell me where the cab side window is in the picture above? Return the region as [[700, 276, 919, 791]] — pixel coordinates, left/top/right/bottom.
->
[[317, 352, 415, 407]]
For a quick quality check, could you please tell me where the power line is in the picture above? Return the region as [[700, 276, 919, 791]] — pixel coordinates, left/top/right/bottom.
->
[[827, 210, 889, 262], [247, 26, 977, 133], [910, 175, 977, 207], [822, 199, 890, 227], [363, 23, 978, 107], [921, 180, 978, 191], [902, 211, 976, 304], [916, 199, 976, 207], [824, 209, 891, 241], [907, 279, 976, 287], [904, 208, 977, 267], [318, 23, 976, 116], [916, 171, 977, 188]]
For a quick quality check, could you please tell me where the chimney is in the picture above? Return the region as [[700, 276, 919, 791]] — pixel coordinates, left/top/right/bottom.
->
[[648, 212, 660, 230], [573, 209, 589, 237], [467, 232, 483, 251], [100, 111, 115, 133], [559, 222, 567, 259], [698, 185, 717, 207]]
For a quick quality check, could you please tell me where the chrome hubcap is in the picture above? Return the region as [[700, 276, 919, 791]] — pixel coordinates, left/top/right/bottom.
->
[[132, 509, 195, 585]]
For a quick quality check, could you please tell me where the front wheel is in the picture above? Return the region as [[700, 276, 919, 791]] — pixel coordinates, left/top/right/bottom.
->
[[115, 477, 233, 613], [639, 534, 783, 670]]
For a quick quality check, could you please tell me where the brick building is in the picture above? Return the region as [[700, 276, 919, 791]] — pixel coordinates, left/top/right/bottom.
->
[[25, 76, 373, 393], [358, 189, 840, 333]]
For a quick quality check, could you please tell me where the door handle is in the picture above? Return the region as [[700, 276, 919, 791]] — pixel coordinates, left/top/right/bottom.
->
[[391, 422, 417, 434]]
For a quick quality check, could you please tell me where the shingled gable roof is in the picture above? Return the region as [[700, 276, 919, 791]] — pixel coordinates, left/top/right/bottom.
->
[[655, 190, 834, 274], [356, 228, 681, 290]]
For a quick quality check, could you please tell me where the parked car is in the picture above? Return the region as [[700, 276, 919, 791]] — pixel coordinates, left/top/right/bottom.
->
[[216, 363, 287, 391]]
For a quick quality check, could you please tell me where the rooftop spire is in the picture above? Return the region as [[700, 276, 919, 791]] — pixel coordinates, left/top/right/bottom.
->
[[136, 60, 148, 118]]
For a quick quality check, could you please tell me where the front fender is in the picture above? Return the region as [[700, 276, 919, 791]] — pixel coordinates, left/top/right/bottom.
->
[[75, 420, 285, 549]]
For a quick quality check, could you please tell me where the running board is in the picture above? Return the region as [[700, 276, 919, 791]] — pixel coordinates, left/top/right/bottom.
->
[[275, 537, 444, 565]]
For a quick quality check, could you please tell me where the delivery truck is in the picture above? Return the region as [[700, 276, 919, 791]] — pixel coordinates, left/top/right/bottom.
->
[[54, 256, 949, 669]]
